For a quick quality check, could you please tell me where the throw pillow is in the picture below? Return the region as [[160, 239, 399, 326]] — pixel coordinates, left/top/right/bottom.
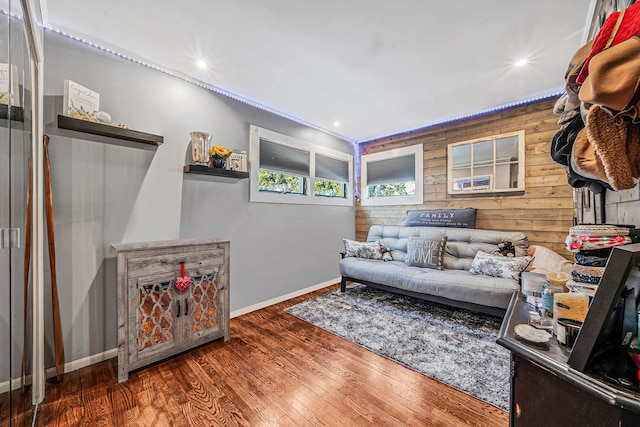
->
[[404, 208, 476, 228], [404, 236, 447, 270], [469, 250, 532, 280], [343, 239, 391, 261], [380, 245, 393, 262], [527, 245, 574, 274], [493, 241, 516, 257]]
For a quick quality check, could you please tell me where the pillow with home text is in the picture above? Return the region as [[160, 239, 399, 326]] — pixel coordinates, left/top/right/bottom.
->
[[404, 236, 447, 270]]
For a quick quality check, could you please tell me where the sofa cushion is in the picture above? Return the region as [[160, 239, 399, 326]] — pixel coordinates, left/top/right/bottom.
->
[[469, 250, 532, 280], [405, 236, 447, 269], [339, 257, 520, 309]]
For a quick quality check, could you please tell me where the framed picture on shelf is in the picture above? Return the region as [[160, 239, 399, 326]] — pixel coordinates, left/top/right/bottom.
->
[[63, 80, 99, 121], [0, 63, 20, 107], [227, 151, 247, 172]]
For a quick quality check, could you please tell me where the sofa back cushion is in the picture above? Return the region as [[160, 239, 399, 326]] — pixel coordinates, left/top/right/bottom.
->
[[367, 225, 529, 271]]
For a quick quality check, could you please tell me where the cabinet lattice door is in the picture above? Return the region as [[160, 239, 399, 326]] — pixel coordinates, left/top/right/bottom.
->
[[132, 272, 178, 360], [138, 281, 175, 350], [187, 267, 224, 340]]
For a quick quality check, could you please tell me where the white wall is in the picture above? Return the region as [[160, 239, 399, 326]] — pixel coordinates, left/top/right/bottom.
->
[[42, 31, 355, 367], [605, 186, 640, 227]]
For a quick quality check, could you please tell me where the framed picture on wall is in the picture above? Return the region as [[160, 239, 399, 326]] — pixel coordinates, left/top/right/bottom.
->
[[574, 187, 606, 225], [594, 190, 605, 224], [582, 188, 596, 224], [574, 187, 582, 224]]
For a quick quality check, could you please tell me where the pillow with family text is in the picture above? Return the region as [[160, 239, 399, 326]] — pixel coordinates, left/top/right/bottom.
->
[[404, 236, 447, 270], [405, 208, 476, 228]]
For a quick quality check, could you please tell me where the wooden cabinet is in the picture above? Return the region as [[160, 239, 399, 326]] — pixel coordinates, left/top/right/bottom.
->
[[112, 238, 229, 382], [498, 292, 640, 426], [509, 353, 630, 427]]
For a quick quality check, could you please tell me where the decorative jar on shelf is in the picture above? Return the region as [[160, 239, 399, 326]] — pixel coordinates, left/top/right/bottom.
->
[[208, 145, 231, 169], [189, 131, 212, 166], [209, 155, 227, 169]]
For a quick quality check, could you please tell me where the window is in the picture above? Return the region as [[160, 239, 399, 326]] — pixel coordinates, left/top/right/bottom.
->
[[315, 153, 349, 198], [360, 144, 423, 206], [249, 125, 353, 206], [258, 139, 309, 195], [447, 131, 525, 195]]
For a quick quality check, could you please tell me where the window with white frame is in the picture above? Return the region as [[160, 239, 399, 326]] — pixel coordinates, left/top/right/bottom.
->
[[360, 144, 423, 206], [249, 125, 353, 206], [447, 130, 525, 195]]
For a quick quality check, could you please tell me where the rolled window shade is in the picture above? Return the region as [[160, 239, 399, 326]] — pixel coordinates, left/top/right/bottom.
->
[[366, 154, 415, 186], [316, 153, 349, 182], [259, 138, 309, 176]]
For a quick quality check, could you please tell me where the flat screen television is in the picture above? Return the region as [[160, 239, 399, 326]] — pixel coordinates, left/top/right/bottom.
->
[[568, 243, 640, 388]]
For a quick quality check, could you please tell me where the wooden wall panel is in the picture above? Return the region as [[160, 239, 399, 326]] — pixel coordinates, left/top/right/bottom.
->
[[357, 98, 575, 258]]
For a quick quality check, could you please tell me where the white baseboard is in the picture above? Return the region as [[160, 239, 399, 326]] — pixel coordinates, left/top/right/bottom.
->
[[230, 277, 340, 318], [0, 376, 24, 394], [44, 348, 118, 379], [0, 348, 118, 394], [0, 279, 338, 393]]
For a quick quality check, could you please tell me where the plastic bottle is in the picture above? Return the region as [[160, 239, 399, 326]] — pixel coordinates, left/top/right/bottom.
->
[[541, 282, 564, 318]]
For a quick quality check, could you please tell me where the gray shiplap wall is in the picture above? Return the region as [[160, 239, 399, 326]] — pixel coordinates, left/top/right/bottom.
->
[[41, 31, 355, 366]]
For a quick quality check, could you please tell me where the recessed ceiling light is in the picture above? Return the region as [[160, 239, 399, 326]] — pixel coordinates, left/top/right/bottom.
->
[[196, 60, 207, 69], [514, 59, 528, 67], [333, 121, 341, 127]]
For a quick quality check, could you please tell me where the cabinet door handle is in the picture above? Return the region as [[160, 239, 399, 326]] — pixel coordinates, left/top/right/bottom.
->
[[185, 300, 189, 315], [177, 300, 181, 317]]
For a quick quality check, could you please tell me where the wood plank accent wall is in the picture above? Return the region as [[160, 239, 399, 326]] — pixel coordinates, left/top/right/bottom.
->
[[357, 98, 575, 256]]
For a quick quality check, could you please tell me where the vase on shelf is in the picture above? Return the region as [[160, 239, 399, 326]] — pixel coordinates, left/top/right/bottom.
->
[[209, 155, 227, 169], [190, 131, 212, 166]]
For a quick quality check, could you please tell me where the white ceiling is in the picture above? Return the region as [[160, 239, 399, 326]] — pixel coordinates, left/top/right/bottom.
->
[[14, 1, 594, 142]]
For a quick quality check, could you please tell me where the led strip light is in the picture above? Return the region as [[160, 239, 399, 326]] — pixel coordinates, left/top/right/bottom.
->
[[359, 92, 564, 144]]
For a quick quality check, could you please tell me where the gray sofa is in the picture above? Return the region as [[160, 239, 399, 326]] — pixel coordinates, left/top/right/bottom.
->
[[339, 225, 529, 317]]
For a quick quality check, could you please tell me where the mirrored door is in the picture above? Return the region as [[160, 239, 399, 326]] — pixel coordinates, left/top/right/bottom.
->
[[1, 1, 33, 424]]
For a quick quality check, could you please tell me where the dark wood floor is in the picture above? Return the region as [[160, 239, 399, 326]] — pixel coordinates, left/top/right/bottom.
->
[[2, 284, 509, 426]]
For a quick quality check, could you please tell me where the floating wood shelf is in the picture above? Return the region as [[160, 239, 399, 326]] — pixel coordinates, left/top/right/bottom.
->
[[0, 104, 24, 122], [183, 164, 249, 179], [57, 115, 163, 146]]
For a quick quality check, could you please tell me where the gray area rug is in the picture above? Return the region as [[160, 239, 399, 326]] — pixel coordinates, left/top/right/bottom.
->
[[285, 284, 510, 411]]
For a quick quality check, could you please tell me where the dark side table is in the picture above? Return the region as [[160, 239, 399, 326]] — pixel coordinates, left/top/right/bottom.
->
[[497, 291, 640, 427]]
